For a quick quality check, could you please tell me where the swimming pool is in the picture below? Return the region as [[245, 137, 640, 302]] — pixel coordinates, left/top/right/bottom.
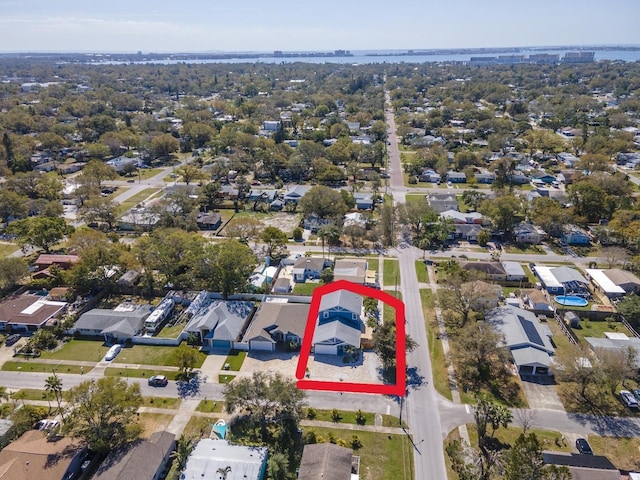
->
[[554, 295, 588, 307]]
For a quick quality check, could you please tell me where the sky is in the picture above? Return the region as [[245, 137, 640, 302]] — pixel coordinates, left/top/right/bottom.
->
[[0, 0, 638, 53]]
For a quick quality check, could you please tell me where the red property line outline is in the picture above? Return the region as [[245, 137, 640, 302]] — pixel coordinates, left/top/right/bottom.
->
[[295, 279, 406, 396]]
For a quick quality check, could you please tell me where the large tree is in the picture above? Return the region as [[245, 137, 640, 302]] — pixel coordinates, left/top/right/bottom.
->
[[455, 321, 512, 395], [224, 372, 306, 442], [0, 257, 28, 289], [261, 226, 289, 259], [197, 239, 256, 298], [63, 377, 143, 454], [176, 163, 206, 185], [479, 195, 522, 236], [299, 185, 349, 219], [6, 216, 74, 252], [372, 321, 417, 373]]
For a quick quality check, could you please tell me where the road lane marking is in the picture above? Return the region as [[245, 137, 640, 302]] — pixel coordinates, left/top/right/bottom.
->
[[465, 404, 470, 414]]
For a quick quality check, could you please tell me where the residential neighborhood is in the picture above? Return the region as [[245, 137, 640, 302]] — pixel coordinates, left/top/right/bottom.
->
[[2, 45, 640, 480]]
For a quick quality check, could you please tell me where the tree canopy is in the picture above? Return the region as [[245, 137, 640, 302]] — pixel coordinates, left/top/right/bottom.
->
[[63, 377, 143, 454]]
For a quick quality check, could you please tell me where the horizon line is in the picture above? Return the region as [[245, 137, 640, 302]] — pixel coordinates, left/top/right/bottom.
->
[[1, 43, 639, 56]]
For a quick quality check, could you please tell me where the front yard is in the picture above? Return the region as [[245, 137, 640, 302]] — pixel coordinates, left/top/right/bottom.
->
[[39, 339, 109, 362]]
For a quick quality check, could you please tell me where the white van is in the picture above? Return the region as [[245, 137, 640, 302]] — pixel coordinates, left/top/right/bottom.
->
[[105, 344, 122, 361]]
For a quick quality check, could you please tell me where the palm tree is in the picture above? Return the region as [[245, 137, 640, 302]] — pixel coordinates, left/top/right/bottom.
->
[[216, 466, 232, 480], [170, 435, 194, 472], [45, 374, 64, 416], [0, 386, 9, 404], [318, 225, 341, 259]]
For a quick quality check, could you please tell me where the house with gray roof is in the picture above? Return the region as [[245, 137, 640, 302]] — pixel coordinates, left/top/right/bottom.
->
[[184, 300, 254, 350], [298, 443, 358, 480], [333, 258, 373, 285], [533, 265, 589, 295], [283, 185, 311, 203], [427, 193, 459, 213], [513, 222, 546, 244], [292, 257, 332, 283], [487, 305, 555, 375], [501, 261, 527, 281], [542, 452, 621, 480], [314, 290, 363, 355], [585, 333, 640, 370], [71, 304, 153, 343], [93, 431, 175, 480], [353, 192, 374, 210], [242, 300, 310, 351]]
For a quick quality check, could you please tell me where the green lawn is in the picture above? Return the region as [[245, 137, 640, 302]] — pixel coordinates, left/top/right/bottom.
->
[[383, 259, 400, 289], [155, 323, 185, 338], [104, 367, 181, 380], [196, 399, 225, 413], [223, 350, 246, 371], [588, 435, 640, 472], [113, 345, 207, 368], [0, 243, 20, 258], [504, 244, 545, 254], [366, 257, 379, 273], [141, 396, 182, 409], [420, 289, 451, 401], [116, 188, 161, 215], [118, 168, 164, 181], [2, 361, 87, 375], [293, 281, 321, 295], [303, 427, 414, 480], [218, 374, 236, 384], [466, 424, 572, 454], [182, 415, 217, 440], [38, 339, 108, 362], [571, 318, 631, 342], [405, 194, 426, 207], [304, 408, 402, 428], [382, 291, 402, 324], [11, 388, 70, 402], [415, 260, 429, 283]]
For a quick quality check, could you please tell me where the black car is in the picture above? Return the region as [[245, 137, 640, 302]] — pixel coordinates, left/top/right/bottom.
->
[[148, 375, 168, 387], [575, 438, 593, 455], [5, 334, 21, 346]]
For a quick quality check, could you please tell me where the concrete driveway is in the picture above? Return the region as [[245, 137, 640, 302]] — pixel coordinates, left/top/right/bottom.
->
[[520, 375, 565, 411]]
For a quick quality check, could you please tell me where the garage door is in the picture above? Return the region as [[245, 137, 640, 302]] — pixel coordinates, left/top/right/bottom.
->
[[314, 344, 337, 355], [250, 341, 275, 351]]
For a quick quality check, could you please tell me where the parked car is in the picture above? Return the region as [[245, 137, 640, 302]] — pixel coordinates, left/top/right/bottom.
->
[[633, 389, 640, 401], [104, 344, 122, 361], [5, 334, 21, 346], [619, 390, 639, 409], [575, 438, 593, 455], [148, 375, 168, 387]]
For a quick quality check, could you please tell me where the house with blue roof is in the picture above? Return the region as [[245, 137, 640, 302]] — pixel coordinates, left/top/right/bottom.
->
[[563, 225, 591, 245]]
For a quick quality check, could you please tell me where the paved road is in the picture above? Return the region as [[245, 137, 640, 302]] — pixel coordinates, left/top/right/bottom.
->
[[0, 370, 399, 415], [385, 88, 448, 480]]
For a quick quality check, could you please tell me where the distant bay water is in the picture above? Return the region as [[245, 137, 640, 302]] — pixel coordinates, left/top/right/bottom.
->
[[95, 48, 640, 65]]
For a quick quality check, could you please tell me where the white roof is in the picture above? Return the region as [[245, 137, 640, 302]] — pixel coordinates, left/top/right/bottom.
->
[[534, 266, 562, 288], [502, 261, 526, 277], [182, 440, 267, 480], [604, 332, 629, 340], [585, 269, 626, 295]]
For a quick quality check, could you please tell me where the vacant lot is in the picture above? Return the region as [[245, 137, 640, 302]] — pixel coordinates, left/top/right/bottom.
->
[[113, 345, 207, 368], [303, 427, 414, 480], [39, 339, 108, 362]]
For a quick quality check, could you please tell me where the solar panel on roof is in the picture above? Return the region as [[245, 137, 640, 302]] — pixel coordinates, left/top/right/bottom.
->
[[519, 316, 544, 347]]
